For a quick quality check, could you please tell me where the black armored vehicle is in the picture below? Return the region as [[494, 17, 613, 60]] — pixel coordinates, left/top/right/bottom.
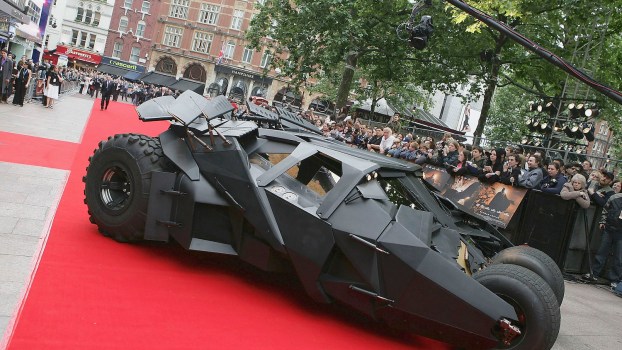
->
[[84, 91, 563, 349]]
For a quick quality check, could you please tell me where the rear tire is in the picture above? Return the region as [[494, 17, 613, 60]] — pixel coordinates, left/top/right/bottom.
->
[[473, 264, 560, 350], [492, 245, 565, 306], [83, 134, 169, 242]]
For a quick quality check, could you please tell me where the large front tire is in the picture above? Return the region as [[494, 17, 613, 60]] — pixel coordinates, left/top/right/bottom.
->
[[473, 264, 560, 350], [492, 245, 565, 306], [83, 134, 169, 242]]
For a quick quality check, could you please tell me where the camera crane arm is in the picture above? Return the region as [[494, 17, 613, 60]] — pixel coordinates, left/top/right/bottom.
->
[[407, 0, 622, 105]]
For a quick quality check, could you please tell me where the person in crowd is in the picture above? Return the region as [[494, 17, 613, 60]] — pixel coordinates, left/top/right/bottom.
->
[[388, 138, 408, 157], [499, 154, 521, 186], [560, 174, 591, 208], [583, 160, 593, 176], [449, 149, 471, 175], [403, 141, 421, 160], [587, 170, 602, 191], [112, 78, 121, 101], [518, 154, 544, 189], [465, 145, 487, 175], [79, 75, 85, 94], [582, 185, 622, 288], [376, 128, 396, 154], [387, 112, 402, 132], [0, 48, 13, 103], [11, 61, 31, 107], [414, 144, 430, 164], [100, 75, 115, 111], [439, 140, 460, 168], [479, 148, 505, 183], [539, 162, 567, 194], [613, 180, 621, 194], [559, 164, 568, 179], [92, 76, 101, 98], [587, 170, 615, 207], [366, 128, 383, 152], [45, 65, 62, 109]]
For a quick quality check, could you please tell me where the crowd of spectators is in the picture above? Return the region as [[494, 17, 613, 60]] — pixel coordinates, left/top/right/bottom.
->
[[268, 108, 620, 197]]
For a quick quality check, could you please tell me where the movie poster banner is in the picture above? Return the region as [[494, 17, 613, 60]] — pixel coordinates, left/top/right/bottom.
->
[[421, 164, 452, 191], [422, 165, 528, 228]]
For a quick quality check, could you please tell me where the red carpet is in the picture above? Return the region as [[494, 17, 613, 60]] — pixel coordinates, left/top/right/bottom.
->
[[7, 101, 452, 349], [0, 131, 78, 169]]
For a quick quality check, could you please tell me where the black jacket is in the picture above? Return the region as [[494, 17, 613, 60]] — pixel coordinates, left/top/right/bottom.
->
[[100, 80, 116, 95], [600, 193, 622, 235]]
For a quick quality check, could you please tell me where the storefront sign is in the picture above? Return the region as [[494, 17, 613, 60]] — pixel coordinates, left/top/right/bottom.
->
[[101, 56, 146, 73], [214, 65, 273, 84], [55, 45, 102, 64]]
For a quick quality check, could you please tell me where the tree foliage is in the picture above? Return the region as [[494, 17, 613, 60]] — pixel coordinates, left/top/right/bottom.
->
[[248, 0, 622, 153]]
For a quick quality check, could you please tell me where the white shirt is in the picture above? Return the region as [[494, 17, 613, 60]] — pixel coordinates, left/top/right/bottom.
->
[[379, 135, 396, 153]]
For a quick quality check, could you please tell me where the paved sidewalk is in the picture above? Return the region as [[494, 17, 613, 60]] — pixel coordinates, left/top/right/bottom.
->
[[0, 93, 621, 349]]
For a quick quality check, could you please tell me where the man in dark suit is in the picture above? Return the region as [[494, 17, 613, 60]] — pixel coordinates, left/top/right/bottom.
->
[[100, 75, 115, 110], [0, 48, 14, 103]]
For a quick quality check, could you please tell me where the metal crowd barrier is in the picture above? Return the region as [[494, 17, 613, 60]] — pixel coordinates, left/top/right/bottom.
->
[[27, 79, 80, 104]]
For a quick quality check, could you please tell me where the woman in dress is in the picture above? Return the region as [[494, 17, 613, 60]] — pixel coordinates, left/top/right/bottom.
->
[[45, 65, 63, 108], [560, 174, 590, 208], [12, 61, 31, 106]]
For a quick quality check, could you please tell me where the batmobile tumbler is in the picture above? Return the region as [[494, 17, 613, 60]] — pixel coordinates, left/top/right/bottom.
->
[[84, 91, 562, 349]]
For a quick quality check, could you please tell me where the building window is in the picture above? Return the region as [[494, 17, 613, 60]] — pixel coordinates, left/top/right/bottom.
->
[[260, 50, 272, 68], [124, 0, 133, 8], [130, 47, 141, 63], [85, 8, 93, 24], [88, 34, 96, 50], [27, 1, 41, 24], [71, 30, 79, 46], [242, 47, 253, 64], [119, 16, 128, 32], [169, 0, 190, 19], [136, 21, 146, 37], [183, 64, 207, 82], [76, 7, 84, 22], [155, 57, 177, 75], [93, 12, 101, 26], [163, 26, 183, 47], [80, 32, 88, 47], [198, 3, 220, 25], [112, 41, 123, 58], [141, 1, 150, 13], [191, 31, 213, 54], [224, 41, 235, 59], [231, 9, 244, 30]]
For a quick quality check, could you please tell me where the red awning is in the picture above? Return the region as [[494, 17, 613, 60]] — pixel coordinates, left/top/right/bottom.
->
[[43, 51, 58, 65], [54, 45, 102, 65]]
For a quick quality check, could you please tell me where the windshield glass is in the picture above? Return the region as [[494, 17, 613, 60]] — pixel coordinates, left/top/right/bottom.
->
[[378, 177, 428, 211]]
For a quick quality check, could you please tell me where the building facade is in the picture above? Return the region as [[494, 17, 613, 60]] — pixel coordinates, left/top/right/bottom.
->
[[1, 0, 35, 55], [43, 0, 113, 67], [148, 0, 286, 99], [104, 0, 160, 66]]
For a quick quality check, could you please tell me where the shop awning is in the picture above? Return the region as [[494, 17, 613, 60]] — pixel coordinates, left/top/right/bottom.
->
[[97, 64, 130, 77], [168, 78, 205, 93], [123, 71, 144, 81], [140, 71, 177, 86]]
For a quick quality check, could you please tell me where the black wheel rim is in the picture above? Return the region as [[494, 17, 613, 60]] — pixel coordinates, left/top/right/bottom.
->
[[100, 166, 133, 211], [493, 294, 527, 348]]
